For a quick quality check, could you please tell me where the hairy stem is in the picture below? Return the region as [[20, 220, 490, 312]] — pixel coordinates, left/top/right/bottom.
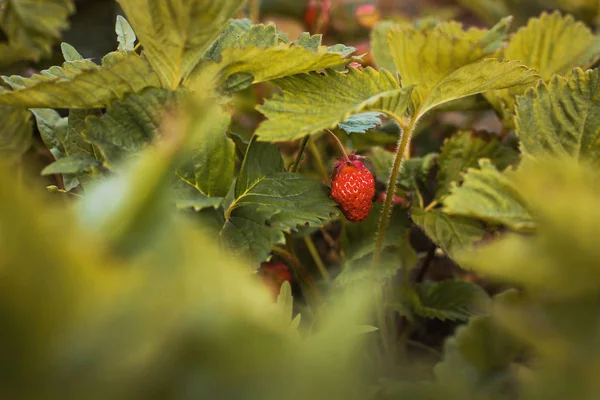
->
[[371, 115, 416, 356], [290, 135, 310, 172], [372, 116, 416, 269]]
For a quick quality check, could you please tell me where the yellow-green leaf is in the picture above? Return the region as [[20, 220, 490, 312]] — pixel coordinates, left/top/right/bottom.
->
[[0, 105, 32, 164], [117, 0, 246, 89], [0, 52, 160, 108], [443, 160, 535, 232], [515, 68, 600, 165], [185, 44, 352, 95], [418, 59, 538, 119], [457, 158, 600, 297], [0, 0, 74, 62], [486, 11, 600, 121], [255, 67, 412, 142]]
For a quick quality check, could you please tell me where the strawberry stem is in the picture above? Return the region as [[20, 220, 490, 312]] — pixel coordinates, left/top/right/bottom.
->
[[325, 129, 350, 163]]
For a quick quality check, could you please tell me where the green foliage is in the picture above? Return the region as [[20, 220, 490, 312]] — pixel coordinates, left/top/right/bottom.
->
[[370, 21, 398, 73], [0, 105, 32, 164], [0, 0, 74, 64], [435, 130, 517, 200], [7, 4, 600, 399], [256, 67, 412, 141], [337, 203, 414, 286], [401, 280, 490, 322], [177, 108, 234, 198], [387, 18, 537, 117], [411, 208, 487, 260], [515, 68, 600, 165], [41, 154, 100, 176], [0, 52, 161, 108], [84, 88, 183, 167], [220, 138, 337, 263], [458, 157, 600, 297], [443, 160, 535, 231], [117, 0, 245, 89], [186, 43, 353, 96], [486, 11, 600, 121], [115, 15, 136, 52], [433, 290, 527, 399], [338, 112, 384, 134]]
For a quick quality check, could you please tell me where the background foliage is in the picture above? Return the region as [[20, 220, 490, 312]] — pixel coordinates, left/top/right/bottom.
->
[[2, 0, 600, 399]]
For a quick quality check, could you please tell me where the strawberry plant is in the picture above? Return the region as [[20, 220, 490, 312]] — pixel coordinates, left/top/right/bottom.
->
[[3, 0, 600, 399]]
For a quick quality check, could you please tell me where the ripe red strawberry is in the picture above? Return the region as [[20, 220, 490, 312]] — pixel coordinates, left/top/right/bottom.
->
[[257, 260, 292, 298], [330, 154, 375, 222]]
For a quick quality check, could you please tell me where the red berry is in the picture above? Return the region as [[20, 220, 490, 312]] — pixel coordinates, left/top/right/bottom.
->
[[258, 261, 292, 298], [330, 154, 375, 222], [376, 192, 406, 206]]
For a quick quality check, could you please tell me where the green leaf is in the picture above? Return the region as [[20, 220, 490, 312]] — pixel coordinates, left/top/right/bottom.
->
[[235, 137, 285, 198], [68, 109, 101, 158], [411, 208, 486, 260], [370, 21, 398, 73], [435, 130, 518, 199], [0, 52, 161, 108], [0, 0, 75, 62], [386, 17, 537, 118], [85, 88, 183, 167], [336, 203, 414, 286], [255, 67, 412, 142], [236, 24, 280, 48], [417, 59, 538, 119], [486, 12, 600, 121], [507, 12, 600, 81], [60, 42, 84, 61], [117, 0, 246, 89], [434, 290, 525, 398], [31, 108, 67, 159], [443, 160, 535, 231], [410, 280, 489, 322], [515, 68, 600, 165], [186, 44, 353, 95], [177, 108, 235, 197], [0, 105, 32, 163], [115, 15, 136, 52], [202, 18, 254, 61], [370, 148, 436, 207], [337, 233, 416, 287], [338, 112, 384, 134], [172, 183, 222, 211], [41, 154, 100, 175], [343, 203, 412, 265], [294, 32, 322, 52], [457, 157, 600, 297], [220, 140, 336, 263]]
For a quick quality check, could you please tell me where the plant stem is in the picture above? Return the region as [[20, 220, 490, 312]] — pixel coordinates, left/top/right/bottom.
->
[[307, 137, 330, 182], [290, 135, 310, 172], [304, 235, 330, 281], [423, 200, 438, 212], [372, 116, 416, 269], [249, 0, 260, 23], [325, 129, 350, 162], [370, 115, 415, 357]]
